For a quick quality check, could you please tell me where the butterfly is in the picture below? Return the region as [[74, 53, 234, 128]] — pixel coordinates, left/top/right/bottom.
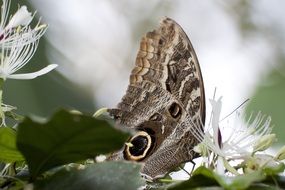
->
[[108, 17, 205, 180]]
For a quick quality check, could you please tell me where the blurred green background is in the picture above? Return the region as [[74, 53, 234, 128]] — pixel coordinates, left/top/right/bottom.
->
[[4, 38, 95, 116], [3, 1, 95, 117]]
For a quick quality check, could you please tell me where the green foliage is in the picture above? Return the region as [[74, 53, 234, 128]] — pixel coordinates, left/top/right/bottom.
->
[[0, 127, 24, 162], [34, 161, 145, 190], [0, 109, 284, 190], [263, 162, 285, 176], [3, 36, 95, 118], [167, 167, 219, 189], [16, 110, 129, 179], [167, 166, 285, 190]]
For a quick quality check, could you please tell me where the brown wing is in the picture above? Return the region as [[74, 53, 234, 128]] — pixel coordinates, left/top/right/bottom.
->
[[108, 17, 205, 179], [110, 17, 205, 125]]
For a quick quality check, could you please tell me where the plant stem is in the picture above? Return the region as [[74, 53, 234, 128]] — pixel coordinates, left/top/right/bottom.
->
[[158, 178, 184, 183], [0, 78, 5, 126]]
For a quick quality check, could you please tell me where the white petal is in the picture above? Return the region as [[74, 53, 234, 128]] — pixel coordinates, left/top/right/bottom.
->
[[6, 64, 58, 80], [209, 97, 222, 147], [216, 156, 224, 175], [5, 6, 32, 30]]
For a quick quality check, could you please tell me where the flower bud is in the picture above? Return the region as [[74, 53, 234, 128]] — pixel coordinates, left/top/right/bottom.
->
[[275, 145, 285, 161], [69, 110, 82, 115], [95, 155, 107, 163], [253, 134, 276, 152], [93, 107, 108, 118], [194, 142, 209, 157], [6, 6, 32, 30]]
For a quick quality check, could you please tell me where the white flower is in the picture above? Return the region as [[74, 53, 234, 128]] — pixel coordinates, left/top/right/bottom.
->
[[0, 0, 57, 80], [0, 0, 45, 47], [193, 96, 273, 174]]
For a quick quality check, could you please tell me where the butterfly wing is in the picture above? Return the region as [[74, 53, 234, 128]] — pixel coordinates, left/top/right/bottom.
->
[[131, 17, 205, 122], [108, 18, 205, 179]]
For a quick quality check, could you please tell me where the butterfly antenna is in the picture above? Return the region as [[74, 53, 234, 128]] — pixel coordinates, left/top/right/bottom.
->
[[213, 87, 217, 100], [220, 98, 250, 122]]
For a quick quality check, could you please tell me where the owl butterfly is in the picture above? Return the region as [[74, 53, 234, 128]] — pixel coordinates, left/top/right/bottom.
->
[[108, 17, 205, 180]]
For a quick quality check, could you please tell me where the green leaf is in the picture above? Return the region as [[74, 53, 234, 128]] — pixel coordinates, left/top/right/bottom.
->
[[215, 170, 265, 189], [16, 110, 129, 179], [0, 127, 24, 162], [168, 166, 266, 190], [34, 161, 145, 190], [167, 167, 219, 189], [261, 175, 285, 189], [246, 185, 281, 190]]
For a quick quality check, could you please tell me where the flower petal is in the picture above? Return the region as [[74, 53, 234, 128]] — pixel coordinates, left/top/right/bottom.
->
[[6, 64, 58, 80], [5, 6, 32, 30], [209, 97, 222, 148]]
